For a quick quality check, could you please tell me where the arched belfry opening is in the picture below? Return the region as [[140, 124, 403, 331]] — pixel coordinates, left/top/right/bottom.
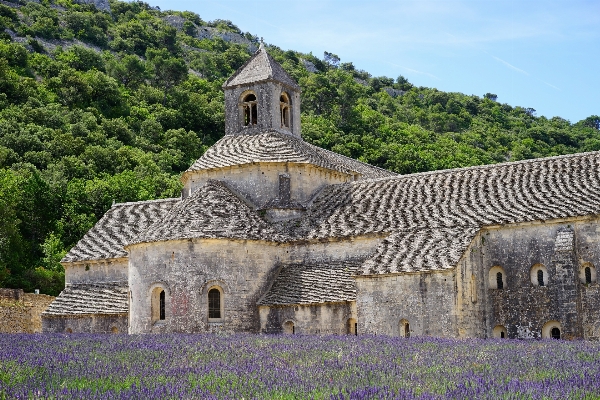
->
[[241, 92, 258, 126]]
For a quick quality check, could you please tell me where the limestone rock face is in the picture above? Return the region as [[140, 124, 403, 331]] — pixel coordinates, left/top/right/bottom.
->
[[75, 0, 111, 12]]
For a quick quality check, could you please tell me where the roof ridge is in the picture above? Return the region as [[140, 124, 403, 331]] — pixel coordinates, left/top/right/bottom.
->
[[355, 149, 600, 184], [112, 197, 181, 207], [65, 281, 128, 287], [309, 143, 396, 175]]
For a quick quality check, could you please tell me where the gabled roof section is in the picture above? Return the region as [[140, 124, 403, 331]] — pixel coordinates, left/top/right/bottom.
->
[[300, 150, 600, 244], [223, 47, 301, 91], [62, 198, 180, 263], [42, 282, 128, 316], [257, 261, 359, 306], [185, 131, 396, 180], [133, 180, 289, 244], [291, 151, 600, 274]]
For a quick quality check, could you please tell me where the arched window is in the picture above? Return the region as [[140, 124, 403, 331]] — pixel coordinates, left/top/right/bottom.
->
[[241, 92, 257, 126], [399, 319, 410, 338], [283, 320, 295, 334], [580, 263, 596, 285], [280, 93, 290, 129], [488, 266, 506, 289], [208, 288, 222, 319], [347, 318, 357, 335], [111, 326, 119, 334], [65, 328, 73, 334], [151, 286, 166, 323], [530, 264, 548, 287], [542, 321, 562, 339], [493, 325, 507, 339]]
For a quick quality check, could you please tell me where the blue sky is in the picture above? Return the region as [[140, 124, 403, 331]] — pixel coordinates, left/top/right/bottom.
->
[[148, 0, 599, 123]]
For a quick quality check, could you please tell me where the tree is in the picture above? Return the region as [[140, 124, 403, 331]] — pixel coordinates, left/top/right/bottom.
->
[[146, 48, 188, 104], [484, 93, 498, 101], [0, 169, 23, 286], [55, 45, 105, 72], [323, 51, 340, 68], [580, 115, 600, 130]]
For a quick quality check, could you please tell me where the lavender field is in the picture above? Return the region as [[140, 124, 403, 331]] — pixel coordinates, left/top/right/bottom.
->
[[1, 334, 600, 399]]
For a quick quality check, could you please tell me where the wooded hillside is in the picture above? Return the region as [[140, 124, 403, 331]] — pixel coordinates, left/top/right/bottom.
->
[[0, 0, 598, 294]]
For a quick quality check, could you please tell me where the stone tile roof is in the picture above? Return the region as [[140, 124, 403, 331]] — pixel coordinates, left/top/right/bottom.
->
[[357, 228, 480, 275], [133, 180, 289, 244], [297, 151, 600, 274], [61, 198, 179, 263], [42, 282, 128, 316], [258, 261, 358, 306], [223, 47, 301, 90], [185, 131, 396, 180], [63, 150, 600, 277]]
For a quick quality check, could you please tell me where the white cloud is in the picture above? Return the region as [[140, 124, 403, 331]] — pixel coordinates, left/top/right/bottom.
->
[[491, 56, 529, 75]]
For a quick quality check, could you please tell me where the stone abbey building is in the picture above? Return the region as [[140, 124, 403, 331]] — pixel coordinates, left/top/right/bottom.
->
[[43, 45, 600, 340]]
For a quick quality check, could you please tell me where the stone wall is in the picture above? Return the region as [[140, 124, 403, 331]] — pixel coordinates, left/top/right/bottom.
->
[[0, 289, 55, 333], [128, 235, 380, 334], [479, 217, 600, 339], [183, 162, 352, 208], [355, 270, 457, 337], [259, 302, 357, 335], [64, 258, 128, 284], [42, 314, 127, 334]]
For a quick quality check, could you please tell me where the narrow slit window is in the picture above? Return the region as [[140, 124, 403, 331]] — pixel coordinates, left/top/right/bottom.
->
[[551, 327, 561, 339], [399, 320, 410, 338], [280, 93, 290, 129], [537, 269, 544, 286], [159, 290, 165, 320], [496, 272, 504, 289], [500, 331, 505, 338], [208, 288, 221, 319], [585, 267, 592, 284]]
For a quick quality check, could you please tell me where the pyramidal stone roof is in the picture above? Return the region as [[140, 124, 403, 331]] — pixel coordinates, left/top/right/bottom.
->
[[42, 282, 128, 316], [223, 46, 301, 90], [133, 180, 289, 245], [257, 261, 359, 306], [61, 198, 179, 263], [186, 130, 395, 180]]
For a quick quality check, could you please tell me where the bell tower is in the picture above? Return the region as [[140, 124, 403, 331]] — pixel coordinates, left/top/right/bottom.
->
[[222, 40, 301, 137]]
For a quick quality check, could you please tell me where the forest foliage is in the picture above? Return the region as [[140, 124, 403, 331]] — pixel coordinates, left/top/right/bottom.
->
[[0, 0, 598, 294]]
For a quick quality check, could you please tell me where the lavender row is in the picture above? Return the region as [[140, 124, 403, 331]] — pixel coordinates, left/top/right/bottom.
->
[[1, 334, 600, 399]]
